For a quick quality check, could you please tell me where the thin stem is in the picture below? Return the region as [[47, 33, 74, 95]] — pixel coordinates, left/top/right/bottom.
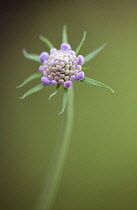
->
[[36, 86, 74, 210]]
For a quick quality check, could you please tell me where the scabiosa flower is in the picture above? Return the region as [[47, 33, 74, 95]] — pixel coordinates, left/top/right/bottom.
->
[[18, 25, 114, 114], [39, 44, 84, 88]]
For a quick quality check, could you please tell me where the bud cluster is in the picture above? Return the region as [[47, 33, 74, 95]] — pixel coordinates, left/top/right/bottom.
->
[[39, 43, 85, 88]]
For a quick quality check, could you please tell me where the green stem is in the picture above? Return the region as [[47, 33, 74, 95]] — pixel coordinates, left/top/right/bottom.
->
[[36, 86, 74, 210]]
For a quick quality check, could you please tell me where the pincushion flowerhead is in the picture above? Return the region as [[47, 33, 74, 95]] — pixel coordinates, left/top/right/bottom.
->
[[18, 25, 114, 114], [39, 44, 85, 88]]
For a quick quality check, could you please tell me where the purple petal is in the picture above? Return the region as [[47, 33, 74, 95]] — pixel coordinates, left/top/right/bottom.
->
[[50, 48, 57, 54], [77, 55, 84, 65], [51, 80, 58, 86], [64, 81, 73, 88], [41, 77, 51, 86], [76, 65, 82, 71], [65, 76, 70, 80], [38, 65, 44, 72], [59, 79, 64, 84], [75, 71, 85, 81], [54, 76, 59, 81], [40, 52, 49, 63], [70, 75, 75, 81], [60, 43, 71, 51]]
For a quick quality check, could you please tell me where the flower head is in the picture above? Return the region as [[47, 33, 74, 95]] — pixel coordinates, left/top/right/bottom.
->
[[18, 26, 114, 114], [39, 44, 84, 88]]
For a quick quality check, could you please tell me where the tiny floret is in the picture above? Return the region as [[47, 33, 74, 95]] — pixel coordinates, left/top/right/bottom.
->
[[51, 80, 58, 86], [60, 43, 71, 51], [41, 77, 51, 86], [77, 55, 84, 65], [75, 71, 85, 81], [39, 44, 85, 88], [40, 52, 49, 62], [50, 48, 57, 54], [39, 65, 44, 72], [64, 81, 72, 88]]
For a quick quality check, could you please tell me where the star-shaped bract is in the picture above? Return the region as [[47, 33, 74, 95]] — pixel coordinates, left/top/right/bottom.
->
[[17, 25, 114, 114]]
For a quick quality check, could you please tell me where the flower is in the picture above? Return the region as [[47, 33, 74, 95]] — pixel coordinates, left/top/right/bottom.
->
[[18, 26, 114, 114], [39, 43, 85, 88]]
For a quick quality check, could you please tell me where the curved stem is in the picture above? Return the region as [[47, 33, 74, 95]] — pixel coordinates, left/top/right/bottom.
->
[[36, 86, 74, 210]]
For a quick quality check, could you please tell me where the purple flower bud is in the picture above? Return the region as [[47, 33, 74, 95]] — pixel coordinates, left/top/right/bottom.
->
[[40, 52, 49, 63], [49, 67, 53, 72], [60, 43, 71, 51], [52, 67, 56, 72], [60, 69, 65, 73], [44, 65, 48, 70], [56, 71, 60, 76], [43, 71, 47, 76], [74, 70, 78, 75], [70, 75, 75, 81], [54, 76, 59, 81], [64, 81, 73, 88], [39, 65, 44, 72], [70, 50, 75, 55], [65, 65, 69, 69], [69, 70, 73, 75], [64, 58, 69, 63], [41, 77, 51, 86], [46, 69, 50, 74], [59, 79, 64, 84], [65, 76, 70, 81], [69, 58, 73, 62], [56, 65, 61, 70], [48, 75, 53, 80], [71, 65, 75, 70], [43, 60, 48, 65], [76, 65, 82, 71], [51, 72, 55, 77], [73, 61, 77, 65], [50, 48, 57, 54], [51, 80, 57, 86], [55, 60, 59, 65], [50, 61, 55, 66], [65, 70, 69, 75], [77, 55, 84, 65], [75, 71, 85, 81], [68, 62, 72, 66], [60, 74, 65, 78], [60, 62, 65, 67], [73, 55, 77, 60]]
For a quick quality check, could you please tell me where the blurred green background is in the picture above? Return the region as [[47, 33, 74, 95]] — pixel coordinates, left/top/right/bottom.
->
[[1, 0, 137, 209]]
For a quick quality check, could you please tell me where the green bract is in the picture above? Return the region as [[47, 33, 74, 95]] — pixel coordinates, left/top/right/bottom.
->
[[17, 73, 42, 88], [49, 84, 60, 101], [58, 88, 69, 115], [39, 34, 54, 49], [84, 43, 107, 64], [17, 25, 114, 114], [22, 49, 40, 63], [75, 31, 86, 55], [19, 84, 45, 99], [81, 77, 114, 93]]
